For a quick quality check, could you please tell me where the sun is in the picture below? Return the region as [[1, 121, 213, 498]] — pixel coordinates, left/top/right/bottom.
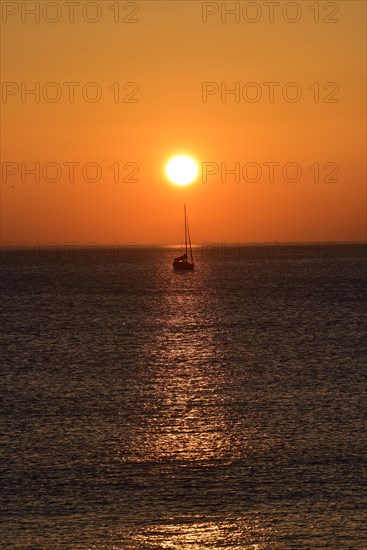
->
[[165, 155, 199, 186]]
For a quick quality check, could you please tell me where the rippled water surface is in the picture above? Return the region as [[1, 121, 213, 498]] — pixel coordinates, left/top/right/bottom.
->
[[1, 245, 366, 549]]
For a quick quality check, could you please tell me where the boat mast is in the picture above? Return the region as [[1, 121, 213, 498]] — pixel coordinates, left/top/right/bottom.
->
[[186, 208, 194, 264]]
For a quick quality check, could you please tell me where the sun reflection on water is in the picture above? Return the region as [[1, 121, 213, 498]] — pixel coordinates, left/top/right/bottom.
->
[[107, 269, 277, 547], [104, 517, 272, 549]]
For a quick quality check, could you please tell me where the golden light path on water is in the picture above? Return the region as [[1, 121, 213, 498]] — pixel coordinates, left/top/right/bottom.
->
[[128, 520, 268, 549], [102, 265, 276, 548]]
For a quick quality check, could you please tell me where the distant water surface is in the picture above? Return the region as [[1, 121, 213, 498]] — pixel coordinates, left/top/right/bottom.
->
[[1, 244, 366, 549]]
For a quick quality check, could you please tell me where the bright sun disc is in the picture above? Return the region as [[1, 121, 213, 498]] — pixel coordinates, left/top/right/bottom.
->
[[166, 155, 198, 185]]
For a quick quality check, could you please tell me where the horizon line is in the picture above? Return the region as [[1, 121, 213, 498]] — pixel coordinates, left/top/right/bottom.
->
[[1, 240, 366, 248]]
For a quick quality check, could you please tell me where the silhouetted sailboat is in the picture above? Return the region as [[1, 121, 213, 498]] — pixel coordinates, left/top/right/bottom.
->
[[173, 205, 194, 270]]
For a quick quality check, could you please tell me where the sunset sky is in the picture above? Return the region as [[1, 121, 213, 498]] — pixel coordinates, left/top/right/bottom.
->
[[1, 0, 366, 244]]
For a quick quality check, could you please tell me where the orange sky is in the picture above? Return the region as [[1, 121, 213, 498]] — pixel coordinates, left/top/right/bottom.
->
[[1, 0, 366, 244]]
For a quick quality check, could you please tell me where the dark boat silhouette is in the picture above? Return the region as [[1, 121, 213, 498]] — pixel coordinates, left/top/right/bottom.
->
[[173, 205, 194, 270]]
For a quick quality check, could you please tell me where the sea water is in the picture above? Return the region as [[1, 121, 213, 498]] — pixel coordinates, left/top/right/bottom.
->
[[1, 244, 366, 549]]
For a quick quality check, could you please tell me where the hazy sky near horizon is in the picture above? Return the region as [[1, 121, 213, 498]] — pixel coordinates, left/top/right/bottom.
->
[[1, 0, 366, 244]]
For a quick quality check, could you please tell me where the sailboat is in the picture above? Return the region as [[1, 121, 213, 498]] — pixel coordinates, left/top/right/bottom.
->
[[173, 205, 194, 270]]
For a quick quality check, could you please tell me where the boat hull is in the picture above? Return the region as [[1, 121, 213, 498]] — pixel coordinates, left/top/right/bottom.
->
[[173, 261, 194, 271]]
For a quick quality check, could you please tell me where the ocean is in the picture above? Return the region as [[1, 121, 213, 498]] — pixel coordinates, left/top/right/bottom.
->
[[1, 244, 366, 549]]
